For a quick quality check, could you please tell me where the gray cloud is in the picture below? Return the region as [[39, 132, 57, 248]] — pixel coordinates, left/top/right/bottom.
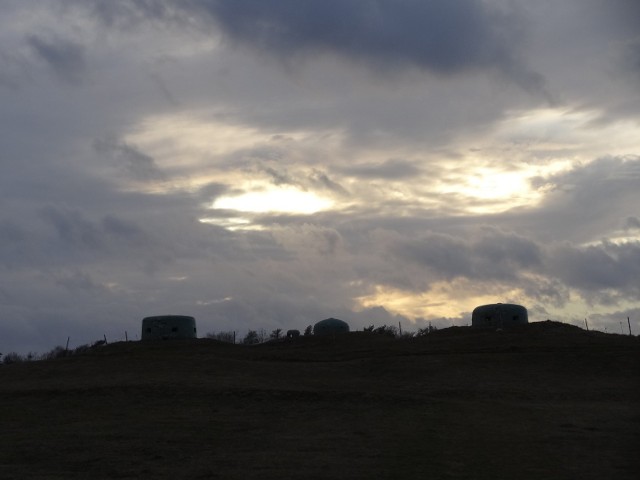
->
[[363, 222, 640, 309], [548, 241, 640, 294], [339, 158, 421, 180], [1, 1, 639, 354], [64, 0, 546, 92], [309, 170, 350, 196], [390, 227, 542, 285], [0, 50, 29, 89], [94, 137, 166, 181], [39, 206, 103, 251], [607, 0, 640, 34], [197, 0, 542, 88], [63, 0, 177, 30], [27, 35, 86, 85], [624, 216, 640, 230], [194, 182, 228, 204], [54, 269, 106, 293], [620, 38, 640, 79], [516, 156, 640, 243]]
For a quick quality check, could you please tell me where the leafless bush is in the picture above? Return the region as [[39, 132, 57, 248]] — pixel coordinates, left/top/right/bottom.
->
[[242, 330, 260, 345], [206, 331, 236, 343], [373, 325, 398, 337], [269, 328, 282, 340], [416, 323, 438, 336], [2, 352, 25, 364], [41, 345, 67, 360]]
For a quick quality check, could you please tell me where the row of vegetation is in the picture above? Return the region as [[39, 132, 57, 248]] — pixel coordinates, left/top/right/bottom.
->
[[206, 323, 438, 345], [1, 323, 439, 365], [1, 339, 108, 365]]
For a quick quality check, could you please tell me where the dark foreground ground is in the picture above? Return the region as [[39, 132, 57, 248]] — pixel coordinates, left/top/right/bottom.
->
[[1, 321, 638, 480]]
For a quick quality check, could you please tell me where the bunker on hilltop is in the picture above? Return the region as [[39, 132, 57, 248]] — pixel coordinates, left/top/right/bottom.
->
[[313, 318, 350, 336], [141, 315, 197, 340], [471, 303, 528, 329], [286, 329, 300, 339]]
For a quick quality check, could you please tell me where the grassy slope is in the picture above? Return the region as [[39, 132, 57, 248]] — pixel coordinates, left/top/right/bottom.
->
[[1, 322, 638, 480]]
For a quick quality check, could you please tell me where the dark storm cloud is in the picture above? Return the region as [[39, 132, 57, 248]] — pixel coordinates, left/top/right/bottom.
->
[[197, 0, 513, 72], [250, 161, 349, 196], [33, 206, 170, 269], [309, 170, 350, 196], [54, 269, 106, 293], [66, 0, 544, 91], [520, 156, 640, 243], [624, 216, 640, 230], [0, 220, 39, 269], [94, 137, 165, 181], [391, 227, 542, 283], [0, 50, 28, 89], [39, 206, 103, 251], [197, 0, 544, 89], [620, 38, 640, 78], [65, 0, 177, 29], [262, 166, 297, 186], [27, 35, 86, 84], [194, 182, 228, 203], [101, 215, 147, 242], [549, 241, 640, 294], [607, 0, 640, 34], [357, 219, 640, 309]]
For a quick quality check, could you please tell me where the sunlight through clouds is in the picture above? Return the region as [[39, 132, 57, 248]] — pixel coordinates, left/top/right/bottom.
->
[[125, 113, 268, 168], [495, 107, 640, 158], [213, 187, 333, 214], [355, 281, 527, 322]]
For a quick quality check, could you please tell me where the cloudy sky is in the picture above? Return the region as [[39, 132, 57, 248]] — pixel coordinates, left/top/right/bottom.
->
[[1, 0, 639, 353]]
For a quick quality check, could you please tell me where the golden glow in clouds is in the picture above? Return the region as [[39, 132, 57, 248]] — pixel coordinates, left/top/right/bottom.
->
[[213, 187, 333, 214]]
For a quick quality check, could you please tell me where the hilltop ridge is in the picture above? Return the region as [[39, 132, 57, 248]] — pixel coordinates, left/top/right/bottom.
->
[[1, 321, 638, 479]]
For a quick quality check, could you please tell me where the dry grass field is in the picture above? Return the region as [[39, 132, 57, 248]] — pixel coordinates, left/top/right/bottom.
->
[[1, 321, 638, 479]]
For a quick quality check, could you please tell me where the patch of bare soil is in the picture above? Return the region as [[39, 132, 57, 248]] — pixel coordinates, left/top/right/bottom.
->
[[1, 322, 638, 479]]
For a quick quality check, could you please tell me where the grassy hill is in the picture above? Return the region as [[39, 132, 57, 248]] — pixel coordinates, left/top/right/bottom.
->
[[1, 321, 638, 479]]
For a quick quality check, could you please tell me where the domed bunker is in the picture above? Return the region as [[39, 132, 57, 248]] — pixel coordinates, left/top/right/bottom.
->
[[471, 303, 528, 329], [141, 315, 197, 340], [313, 318, 350, 336]]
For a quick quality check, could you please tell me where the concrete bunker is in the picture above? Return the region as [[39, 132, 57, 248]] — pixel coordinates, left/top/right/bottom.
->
[[471, 303, 528, 329], [141, 315, 197, 340], [286, 329, 300, 339], [313, 318, 350, 336]]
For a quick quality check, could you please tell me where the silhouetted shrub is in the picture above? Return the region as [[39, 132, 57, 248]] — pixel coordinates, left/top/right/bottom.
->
[[72, 344, 91, 355], [206, 331, 235, 343], [2, 352, 24, 364], [416, 323, 438, 336], [398, 331, 416, 339], [242, 330, 260, 345], [42, 345, 67, 360], [373, 325, 398, 337], [269, 328, 282, 340]]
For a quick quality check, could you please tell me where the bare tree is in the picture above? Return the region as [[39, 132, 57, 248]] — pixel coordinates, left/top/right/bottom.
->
[[242, 330, 260, 345], [270, 328, 282, 340], [206, 331, 235, 343]]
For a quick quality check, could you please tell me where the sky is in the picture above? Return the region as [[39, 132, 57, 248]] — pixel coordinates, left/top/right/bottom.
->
[[1, 0, 639, 354]]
